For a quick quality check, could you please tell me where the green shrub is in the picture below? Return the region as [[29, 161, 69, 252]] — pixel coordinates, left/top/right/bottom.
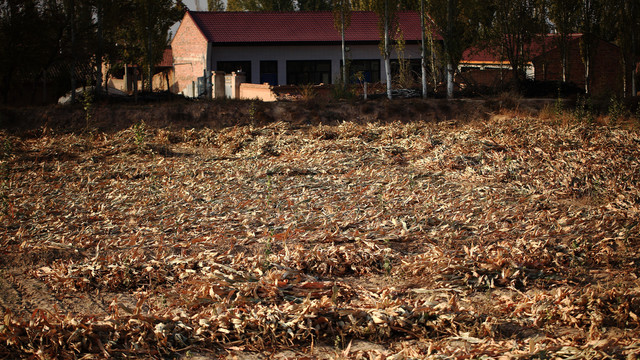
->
[[132, 121, 146, 151]]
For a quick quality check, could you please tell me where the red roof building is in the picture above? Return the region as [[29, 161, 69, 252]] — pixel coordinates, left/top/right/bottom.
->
[[458, 34, 625, 95], [171, 10, 439, 96]]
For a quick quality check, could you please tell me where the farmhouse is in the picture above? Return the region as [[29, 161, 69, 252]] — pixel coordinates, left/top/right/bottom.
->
[[170, 10, 438, 97], [458, 34, 626, 95]]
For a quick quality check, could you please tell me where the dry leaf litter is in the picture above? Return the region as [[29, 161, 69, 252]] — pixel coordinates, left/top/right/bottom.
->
[[0, 115, 639, 359]]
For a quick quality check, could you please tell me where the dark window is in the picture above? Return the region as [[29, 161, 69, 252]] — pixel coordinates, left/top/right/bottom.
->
[[341, 59, 381, 83], [217, 61, 251, 83], [286, 60, 331, 85], [260, 60, 278, 85]]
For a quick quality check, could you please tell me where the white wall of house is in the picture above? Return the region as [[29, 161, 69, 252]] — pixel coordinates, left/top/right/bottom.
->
[[207, 43, 422, 85]]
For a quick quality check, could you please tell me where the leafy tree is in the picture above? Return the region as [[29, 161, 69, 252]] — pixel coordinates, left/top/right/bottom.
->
[[350, 0, 373, 11], [226, 0, 242, 11], [117, 0, 185, 92], [3, 0, 95, 103], [226, 0, 294, 11], [0, 1, 43, 102], [602, 0, 640, 96], [208, 0, 225, 10], [623, 0, 639, 96], [299, 0, 331, 11], [427, 0, 484, 98], [398, 0, 418, 11]]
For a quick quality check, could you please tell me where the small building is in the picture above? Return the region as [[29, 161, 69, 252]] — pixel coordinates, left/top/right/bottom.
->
[[457, 47, 530, 90], [458, 34, 625, 96], [532, 34, 624, 95], [170, 10, 439, 97]]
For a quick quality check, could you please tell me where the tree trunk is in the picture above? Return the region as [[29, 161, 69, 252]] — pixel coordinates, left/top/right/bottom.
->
[[561, 37, 567, 83], [632, 21, 637, 96], [147, 29, 153, 92], [445, 0, 453, 99], [42, 70, 47, 104], [341, 9, 347, 89], [621, 56, 626, 96], [70, 0, 76, 103], [446, 62, 454, 99], [420, 0, 427, 99], [147, 5, 153, 92], [95, 0, 103, 95], [124, 65, 129, 93], [583, 36, 591, 95], [384, 0, 392, 99], [134, 68, 138, 103], [430, 31, 437, 92]]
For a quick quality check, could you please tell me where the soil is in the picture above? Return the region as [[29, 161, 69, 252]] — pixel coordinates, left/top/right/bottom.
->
[[0, 96, 552, 134], [1, 97, 639, 359]]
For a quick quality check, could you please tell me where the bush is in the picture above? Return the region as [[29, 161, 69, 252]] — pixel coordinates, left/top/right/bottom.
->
[[573, 95, 595, 124], [299, 84, 317, 102], [608, 95, 628, 123]]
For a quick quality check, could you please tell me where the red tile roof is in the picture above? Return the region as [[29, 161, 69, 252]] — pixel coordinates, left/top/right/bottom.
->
[[462, 34, 584, 63], [187, 11, 440, 44]]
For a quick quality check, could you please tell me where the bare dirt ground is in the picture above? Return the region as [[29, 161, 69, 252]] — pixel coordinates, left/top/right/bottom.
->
[[1, 99, 639, 359]]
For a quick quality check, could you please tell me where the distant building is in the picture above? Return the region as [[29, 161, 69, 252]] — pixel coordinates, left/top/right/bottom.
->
[[458, 34, 625, 95], [170, 10, 441, 97]]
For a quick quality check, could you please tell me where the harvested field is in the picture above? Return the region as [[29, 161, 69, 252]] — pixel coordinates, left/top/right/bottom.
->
[[1, 102, 640, 359]]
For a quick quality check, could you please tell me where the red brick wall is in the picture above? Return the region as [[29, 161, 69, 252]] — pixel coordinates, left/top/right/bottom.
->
[[171, 13, 209, 94], [534, 37, 624, 96], [457, 67, 514, 88]]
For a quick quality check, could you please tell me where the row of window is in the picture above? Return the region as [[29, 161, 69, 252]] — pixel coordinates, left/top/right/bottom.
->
[[215, 59, 423, 86]]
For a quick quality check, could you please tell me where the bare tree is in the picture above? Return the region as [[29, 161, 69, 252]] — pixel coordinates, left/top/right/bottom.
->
[[578, 0, 601, 95], [373, 0, 398, 99], [333, 0, 351, 88], [549, 0, 580, 83], [485, 0, 545, 90]]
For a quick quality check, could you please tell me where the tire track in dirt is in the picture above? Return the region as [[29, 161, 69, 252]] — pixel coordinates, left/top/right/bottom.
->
[[0, 268, 121, 316], [0, 268, 62, 315], [0, 274, 22, 312]]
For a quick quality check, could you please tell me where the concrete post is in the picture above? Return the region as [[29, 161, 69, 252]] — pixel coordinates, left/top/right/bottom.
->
[[212, 71, 225, 99], [233, 72, 246, 99], [225, 71, 246, 99]]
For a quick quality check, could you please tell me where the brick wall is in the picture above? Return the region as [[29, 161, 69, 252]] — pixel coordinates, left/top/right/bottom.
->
[[171, 13, 209, 95], [457, 67, 514, 89], [239, 83, 278, 101], [534, 37, 624, 96]]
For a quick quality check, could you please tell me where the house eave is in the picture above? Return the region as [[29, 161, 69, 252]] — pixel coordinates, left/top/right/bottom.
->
[[208, 40, 424, 47]]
